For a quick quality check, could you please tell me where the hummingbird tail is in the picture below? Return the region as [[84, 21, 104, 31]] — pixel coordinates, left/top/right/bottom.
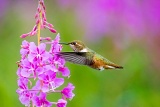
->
[[104, 63, 123, 69]]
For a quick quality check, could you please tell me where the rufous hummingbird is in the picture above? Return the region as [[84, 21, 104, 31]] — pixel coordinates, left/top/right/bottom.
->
[[58, 40, 123, 71]]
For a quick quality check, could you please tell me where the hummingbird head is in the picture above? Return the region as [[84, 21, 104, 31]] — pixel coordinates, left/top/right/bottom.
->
[[60, 40, 87, 52]]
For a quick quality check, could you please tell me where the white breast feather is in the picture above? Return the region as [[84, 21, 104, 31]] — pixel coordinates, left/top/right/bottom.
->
[[80, 48, 88, 52]]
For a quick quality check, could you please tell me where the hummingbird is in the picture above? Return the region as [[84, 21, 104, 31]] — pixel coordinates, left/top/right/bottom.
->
[[57, 40, 123, 71]]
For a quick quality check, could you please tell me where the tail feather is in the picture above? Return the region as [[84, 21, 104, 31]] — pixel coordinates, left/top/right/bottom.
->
[[104, 63, 123, 69]]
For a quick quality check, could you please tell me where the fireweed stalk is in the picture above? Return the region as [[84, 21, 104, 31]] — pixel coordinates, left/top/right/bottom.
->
[[16, 0, 75, 107]]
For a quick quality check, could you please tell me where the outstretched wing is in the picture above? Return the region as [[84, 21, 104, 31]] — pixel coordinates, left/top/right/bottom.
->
[[56, 52, 94, 65]]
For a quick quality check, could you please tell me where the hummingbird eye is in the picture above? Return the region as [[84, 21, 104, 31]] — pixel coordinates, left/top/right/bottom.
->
[[71, 42, 76, 45]]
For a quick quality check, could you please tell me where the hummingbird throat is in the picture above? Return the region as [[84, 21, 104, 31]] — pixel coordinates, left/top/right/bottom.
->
[[70, 44, 88, 52], [79, 48, 88, 52]]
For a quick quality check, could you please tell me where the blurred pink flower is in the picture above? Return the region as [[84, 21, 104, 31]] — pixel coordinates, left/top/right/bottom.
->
[[57, 0, 160, 41], [0, 0, 9, 18]]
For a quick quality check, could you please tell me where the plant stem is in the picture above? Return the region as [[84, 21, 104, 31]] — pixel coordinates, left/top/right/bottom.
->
[[37, 2, 42, 45]]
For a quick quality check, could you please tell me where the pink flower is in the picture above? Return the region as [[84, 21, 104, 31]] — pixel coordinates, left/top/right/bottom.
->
[[28, 42, 50, 63], [17, 36, 74, 107], [58, 66, 70, 77], [38, 70, 64, 91], [20, 40, 29, 59], [56, 99, 67, 107], [20, 58, 37, 78], [20, 0, 56, 38], [32, 92, 52, 107], [50, 34, 62, 53], [16, 77, 33, 106], [61, 83, 75, 99], [17, 1, 75, 106]]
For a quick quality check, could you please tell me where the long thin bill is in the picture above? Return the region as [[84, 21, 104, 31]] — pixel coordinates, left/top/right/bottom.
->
[[59, 42, 70, 45]]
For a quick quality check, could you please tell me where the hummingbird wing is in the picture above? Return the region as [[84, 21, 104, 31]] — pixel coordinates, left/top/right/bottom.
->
[[56, 52, 94, 65]]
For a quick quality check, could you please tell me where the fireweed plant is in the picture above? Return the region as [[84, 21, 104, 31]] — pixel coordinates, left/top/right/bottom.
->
[[16, 0, 75, 107]]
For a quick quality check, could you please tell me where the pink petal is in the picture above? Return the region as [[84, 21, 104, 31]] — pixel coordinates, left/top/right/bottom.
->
[[29, 42, 37, 53]]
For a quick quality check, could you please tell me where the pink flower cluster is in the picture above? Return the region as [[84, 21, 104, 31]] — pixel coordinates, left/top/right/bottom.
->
[[17, 35, 75, 107], [20, 0, 56, 38], [16, 0, 75, 107]]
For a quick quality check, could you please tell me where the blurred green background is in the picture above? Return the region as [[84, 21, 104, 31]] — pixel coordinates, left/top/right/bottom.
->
[[0, 0, 160, 107]]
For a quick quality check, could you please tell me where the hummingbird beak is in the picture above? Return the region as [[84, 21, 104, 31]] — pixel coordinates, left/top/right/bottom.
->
[[59, 42, 70, 45]]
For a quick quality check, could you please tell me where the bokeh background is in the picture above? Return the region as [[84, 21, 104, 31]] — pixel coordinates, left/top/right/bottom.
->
[[0, 0, 160, 107]]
